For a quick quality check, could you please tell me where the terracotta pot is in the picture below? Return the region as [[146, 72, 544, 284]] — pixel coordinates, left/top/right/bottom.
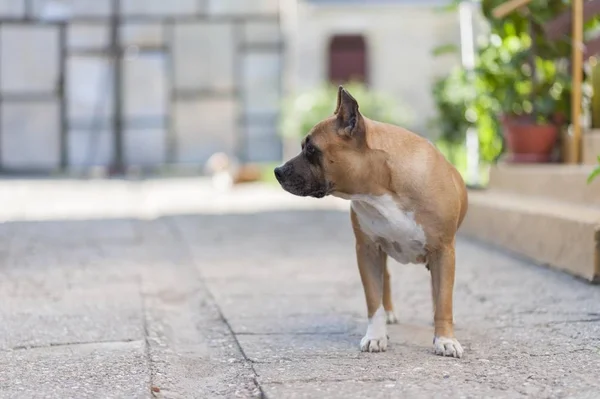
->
[[500, 114, 559, 163]]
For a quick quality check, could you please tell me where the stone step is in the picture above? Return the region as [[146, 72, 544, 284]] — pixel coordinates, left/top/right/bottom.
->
[[583, 130, 600, 166], [460, 190, 600, 282], [489, 164, 600, 207]]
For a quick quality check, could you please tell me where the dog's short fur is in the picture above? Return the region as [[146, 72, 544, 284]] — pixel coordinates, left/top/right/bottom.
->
[[274, 86, 468, 358]]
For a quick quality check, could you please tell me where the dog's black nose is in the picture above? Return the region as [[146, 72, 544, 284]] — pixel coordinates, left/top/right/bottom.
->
[[274, 166, 283, 182]]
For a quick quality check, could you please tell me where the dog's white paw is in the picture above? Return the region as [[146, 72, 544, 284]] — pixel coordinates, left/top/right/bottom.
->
[[360, 306, 388, 352], [385, 311, 398, 324], [433, 336, 463, 358], [360, 334, 388, 352]]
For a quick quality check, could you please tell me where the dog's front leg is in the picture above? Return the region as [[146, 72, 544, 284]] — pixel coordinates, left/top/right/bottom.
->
[[429, 241, 463, 358], [352, 211, 388, 352]]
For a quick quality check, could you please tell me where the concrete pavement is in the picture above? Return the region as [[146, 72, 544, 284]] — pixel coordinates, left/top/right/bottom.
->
[[0, 178, 599, 398]]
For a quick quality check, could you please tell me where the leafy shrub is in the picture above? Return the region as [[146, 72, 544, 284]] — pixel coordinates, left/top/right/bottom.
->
[[429, 67, 476, 145], [279, 82, 414, 139]]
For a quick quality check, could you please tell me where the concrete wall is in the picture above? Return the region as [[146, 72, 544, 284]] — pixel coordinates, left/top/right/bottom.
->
[[291, 1, 465, 137]]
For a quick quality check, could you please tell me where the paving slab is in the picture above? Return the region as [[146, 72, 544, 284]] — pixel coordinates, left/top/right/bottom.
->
[[210, 287, 365, 320], [0, 214, 261, 398], [0, 219, 139, 248], [0, 223, 148, 352], [262, 380, 534, 399], [230, 314, 362, 336], [237, 322, 445, 364], [140, 218, 262, 398], [0, 341, 148, 399], [0, 281, 144, 350], [254, 346, 600, 396]]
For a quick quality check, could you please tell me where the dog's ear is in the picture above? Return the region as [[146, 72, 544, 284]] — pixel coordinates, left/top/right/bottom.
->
[[335, 87, 360, 138], [334, 85, 343, 114]]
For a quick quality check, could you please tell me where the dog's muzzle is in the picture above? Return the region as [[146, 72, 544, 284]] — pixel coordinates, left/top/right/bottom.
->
[[273, 165, 328, 198], [273, 166, 285, 183]]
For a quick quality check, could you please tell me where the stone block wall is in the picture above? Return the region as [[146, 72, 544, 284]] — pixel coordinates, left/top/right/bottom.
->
[[0, 0, 283, 171]]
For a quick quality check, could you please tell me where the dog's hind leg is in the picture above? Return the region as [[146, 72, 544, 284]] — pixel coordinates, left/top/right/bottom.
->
[[429, 240, 463, 358], [382, 262, 398, 324]]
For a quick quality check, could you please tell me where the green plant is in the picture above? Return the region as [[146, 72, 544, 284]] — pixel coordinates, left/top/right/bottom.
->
[[477, 0, 574, 124], [474, 33, 572, 125], [279, 82, 413, 139], [430, 0, 578, 165], [591, 58, 600, 129], [430, 68, 476, 145], [429, 67, 477, 163], [588, 155, 600, 183]]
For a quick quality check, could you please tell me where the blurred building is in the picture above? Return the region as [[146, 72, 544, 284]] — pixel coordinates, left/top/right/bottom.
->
[[289, 0, 464, 134], [0, 0, 283, 173], [0, 0, 466, 173]]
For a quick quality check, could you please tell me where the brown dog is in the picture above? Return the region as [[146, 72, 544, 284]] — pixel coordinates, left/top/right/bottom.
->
[[274, 86, 468, 358]]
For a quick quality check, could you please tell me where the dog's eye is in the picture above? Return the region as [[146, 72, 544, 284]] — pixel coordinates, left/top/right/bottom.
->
[[305, 143, 314, 155]]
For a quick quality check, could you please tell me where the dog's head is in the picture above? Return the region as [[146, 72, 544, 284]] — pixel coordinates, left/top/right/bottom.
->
[[274, 86, 368, 198]]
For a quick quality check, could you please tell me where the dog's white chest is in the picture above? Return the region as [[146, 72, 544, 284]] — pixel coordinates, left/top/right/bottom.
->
[[351, 194, 427, 264]]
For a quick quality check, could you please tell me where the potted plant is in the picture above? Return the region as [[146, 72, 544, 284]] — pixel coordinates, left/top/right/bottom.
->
[[497, 65, 571, 163], [479, 39, 572, 163], [430, 0, 576, 165]]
